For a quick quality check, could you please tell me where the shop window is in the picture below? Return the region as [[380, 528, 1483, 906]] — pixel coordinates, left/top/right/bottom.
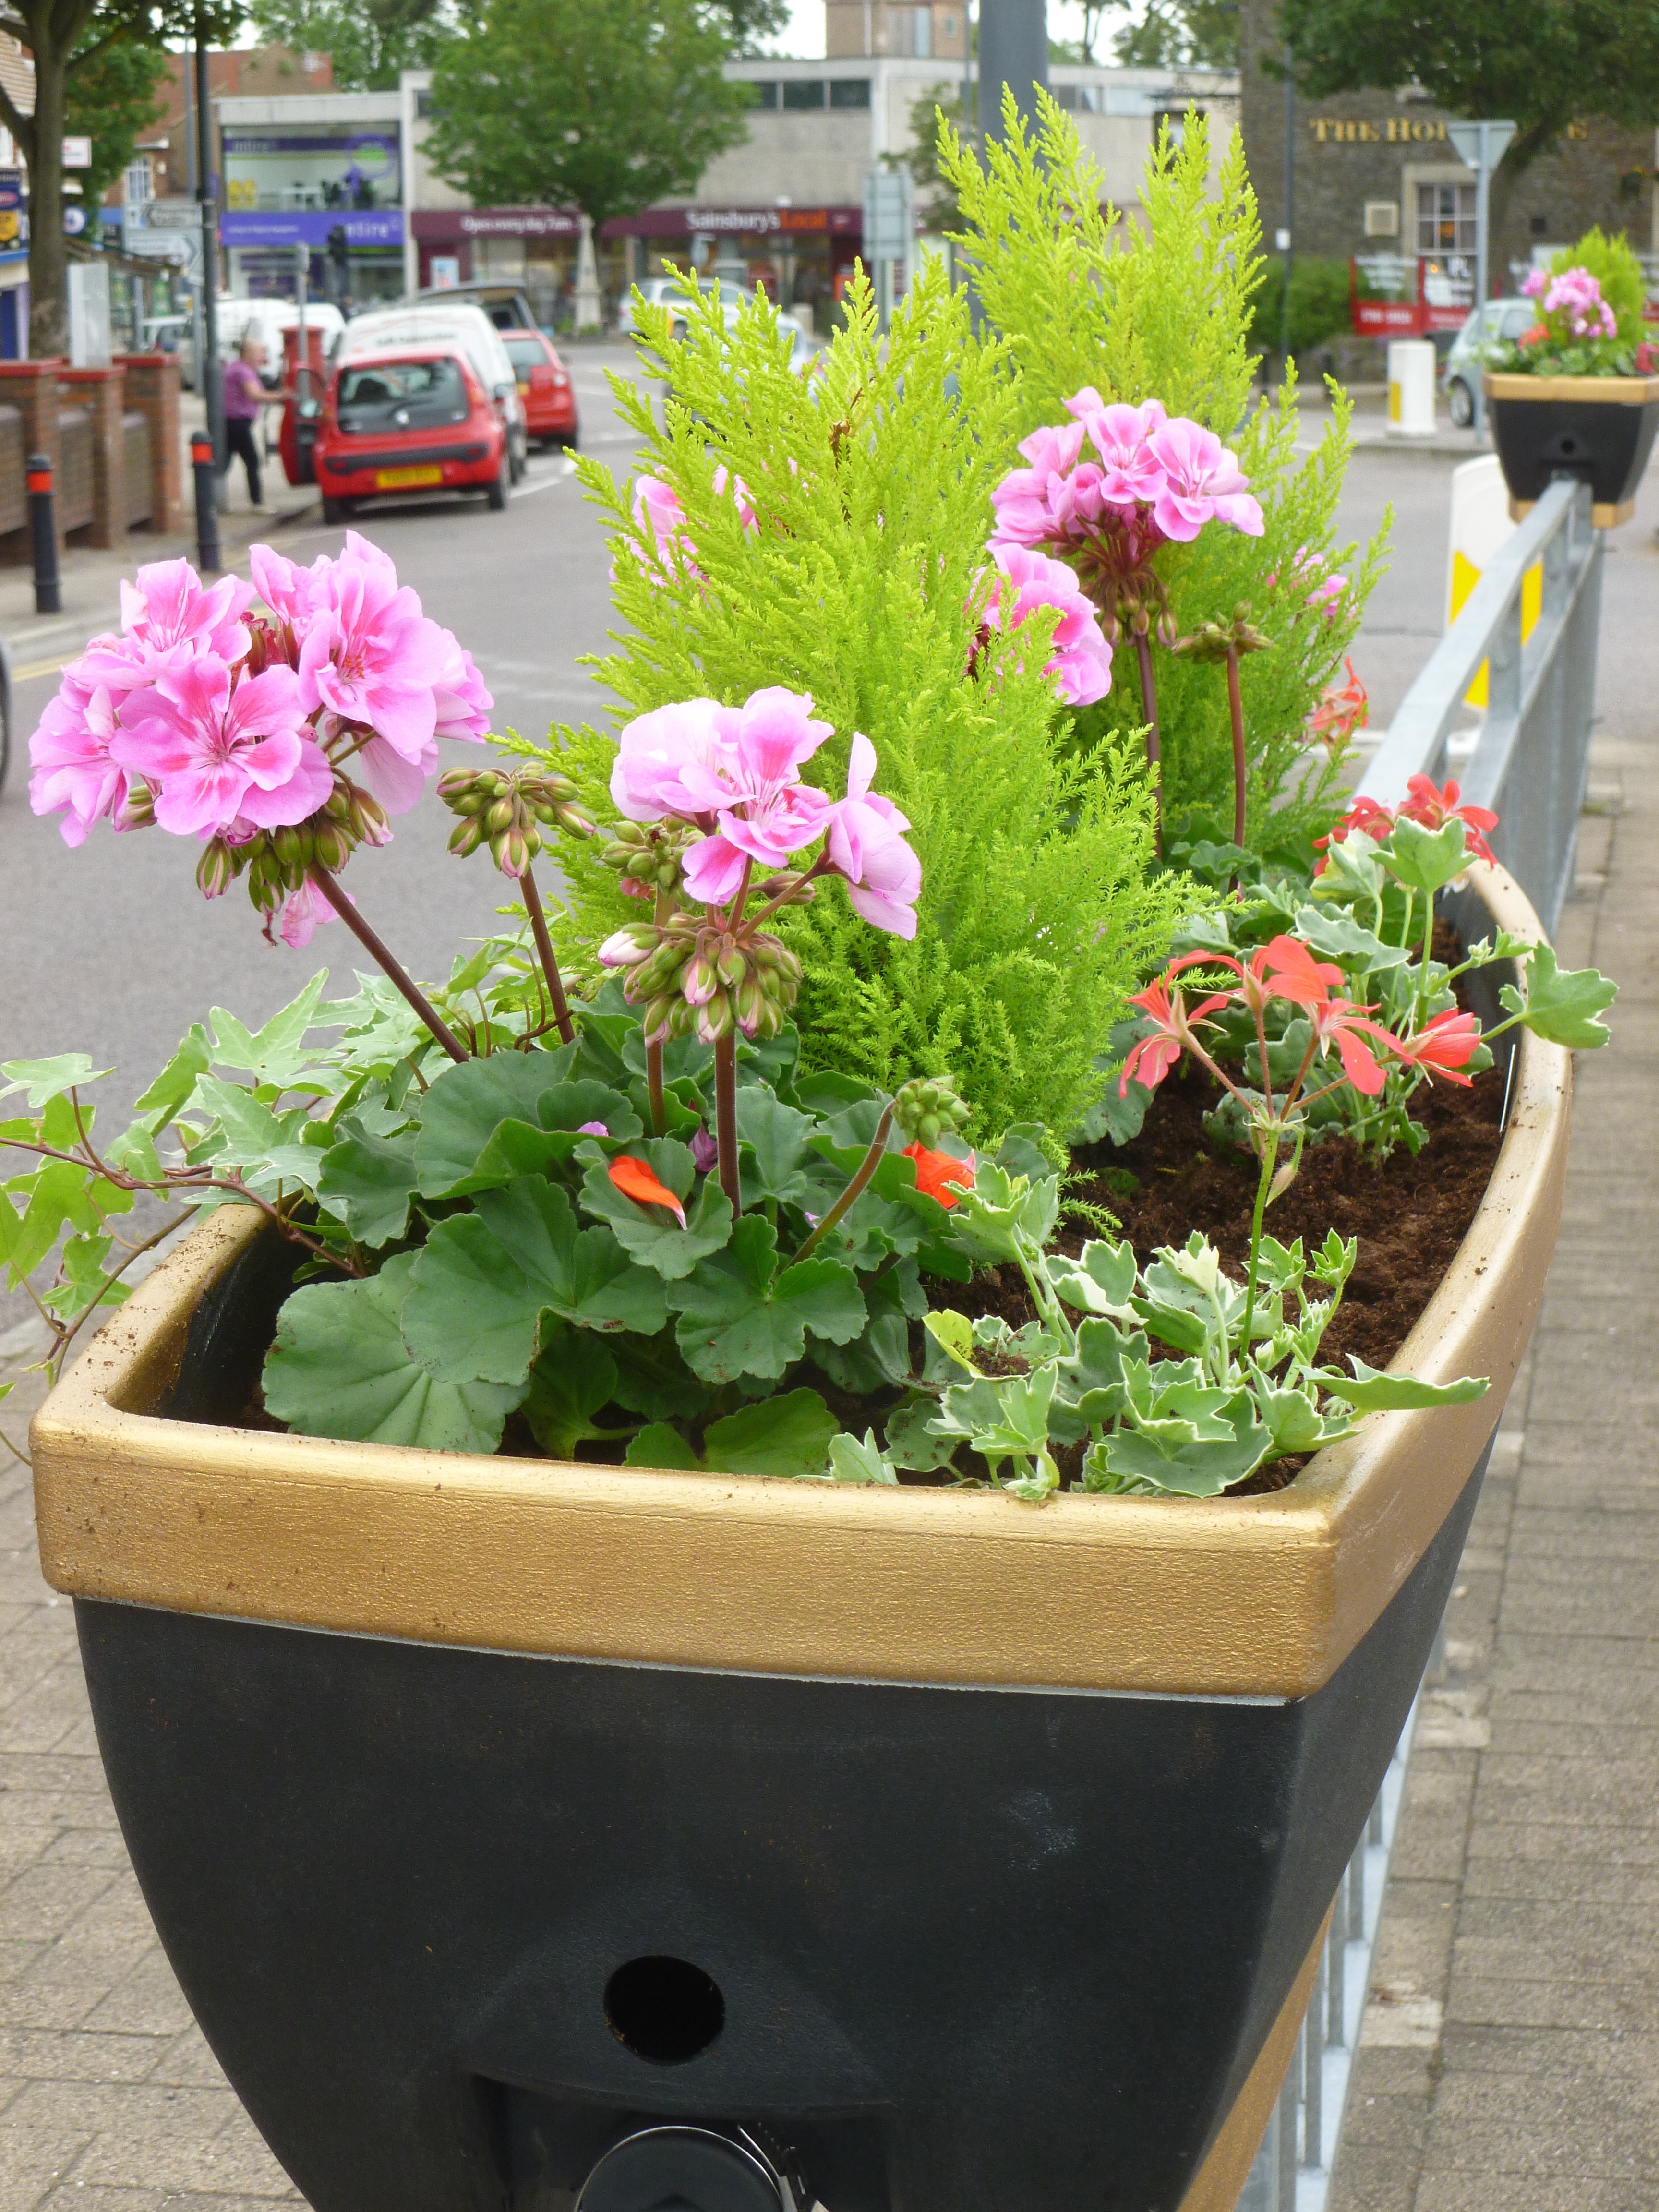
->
[[749, 80, 780, 109], [1416, 182, 1476, 256], [783, 78, 827, 108], [830, 77, 871, 108], [124, 157, 152, 205]]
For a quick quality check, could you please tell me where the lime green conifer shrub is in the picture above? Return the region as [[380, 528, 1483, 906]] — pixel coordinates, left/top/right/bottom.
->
[[940, 94, 1389, 865]]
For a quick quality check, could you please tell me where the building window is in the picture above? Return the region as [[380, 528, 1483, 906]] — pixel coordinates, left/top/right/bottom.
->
[[749, 80, 780, 108], [830, 77, 871, 108], [782, 78, 827, 109], [1416, 182, 1476, 255], [416, 89, 436, 118], [914, 3, 932, 57], [125, 156, 152, 204]]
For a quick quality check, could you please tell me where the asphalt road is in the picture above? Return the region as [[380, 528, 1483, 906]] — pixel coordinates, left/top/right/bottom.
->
[[0, 348, 647, 1129], [0, 375, 1466, 1133]]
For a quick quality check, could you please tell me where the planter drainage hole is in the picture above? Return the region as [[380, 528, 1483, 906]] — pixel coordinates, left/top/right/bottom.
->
[[605, 1955, 725, 2062]]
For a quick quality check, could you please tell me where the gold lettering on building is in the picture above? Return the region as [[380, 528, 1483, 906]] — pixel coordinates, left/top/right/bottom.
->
[[1314, 117, 1447, 144]]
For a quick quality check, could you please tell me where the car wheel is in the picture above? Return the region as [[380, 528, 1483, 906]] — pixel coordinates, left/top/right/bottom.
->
[[485, 471, 507, 511], [1447, 378, 1474, 429], [321, 495, 352, 524]]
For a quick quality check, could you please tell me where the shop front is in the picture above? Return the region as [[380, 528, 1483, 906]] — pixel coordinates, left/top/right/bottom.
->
[[412, 204, 862, 334], [217, 100, 406, 305]]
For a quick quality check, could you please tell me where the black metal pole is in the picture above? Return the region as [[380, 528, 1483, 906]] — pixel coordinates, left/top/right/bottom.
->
[[191, 427, 220, 573], [27, 453, 60, 614], [194, 21, 225, 484], [976, 0, 1048, 149], [1280, 44, 1295, 375]]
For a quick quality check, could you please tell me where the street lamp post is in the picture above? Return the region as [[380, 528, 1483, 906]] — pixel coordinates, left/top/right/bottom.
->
[[976, 0, 1047, 147], [193, 18, 226, 503], [1445, 118, 1517, 439]]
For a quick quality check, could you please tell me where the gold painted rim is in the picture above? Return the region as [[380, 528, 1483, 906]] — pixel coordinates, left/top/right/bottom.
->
[[30, 862, 1572, 1698], [1483, 371, 1659, 404], [1509, 494, 1635, 529]]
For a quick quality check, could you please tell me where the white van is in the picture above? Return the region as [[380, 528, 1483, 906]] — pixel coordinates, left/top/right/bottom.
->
[[178, 297, 347, 390], [335, 302, 528, 479]]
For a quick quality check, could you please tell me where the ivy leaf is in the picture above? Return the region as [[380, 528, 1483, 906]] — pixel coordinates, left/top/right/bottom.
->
[[667, 1216, 866, 1383], [522, 1328, 625, 1458], [1292, 904, 1413, 972], [579, 1139, 732, 1280], [0, 1056, 113, 1109], [192, 1077, 325, 1196], [1499, 943, 1617, 1050], [1087, 1392, 1272, 1497], [825, 1429, 900, 1485], [5, 1160, 111, 1285], [133, 1027, 212, 1124], [317, 1125, 420, 1248], [207, 973, 331, 1090], [102, 1121, 164, 1188], [1379, 815, 1469, 896], [262, 1255, 525, 1454], [404, 1178, 669, 1385], [1051, 1237, 1138, 1316], [735, 1085, 820, 1208], [1318, 1358, 1489, 1412], [413, 1047, 578, 1198]]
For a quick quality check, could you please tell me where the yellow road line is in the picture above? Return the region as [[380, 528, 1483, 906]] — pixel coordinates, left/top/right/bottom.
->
[[13, 654, 74, 681]]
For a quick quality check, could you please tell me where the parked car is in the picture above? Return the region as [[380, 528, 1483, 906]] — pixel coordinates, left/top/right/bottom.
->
[[413, 282, 538, 333], [617, 274, 746, 337], [312, 346, 510, 523], [173, 299, 346, 391], [140, 314, 189, 364], [1443, 298, 1538, 427], [335, 302, 528, 482], [501, 328, 579, 448]]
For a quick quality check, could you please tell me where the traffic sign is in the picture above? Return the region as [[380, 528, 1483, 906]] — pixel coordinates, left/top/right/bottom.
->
[[137, 199, 206, 231], [1446, 120, 1517, 174], [862, 169, 913, 263]]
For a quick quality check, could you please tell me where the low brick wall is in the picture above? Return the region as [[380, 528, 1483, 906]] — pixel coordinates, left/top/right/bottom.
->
[[122, 410, 152, 529], [57, 405, 93, 533], [0, 353, 180, 559], [0, 402, 23, 536]]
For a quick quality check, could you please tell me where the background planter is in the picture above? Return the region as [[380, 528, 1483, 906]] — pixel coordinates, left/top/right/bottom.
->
[[32, 866, 1572, 2212], [1484, 371, 1659, 527]]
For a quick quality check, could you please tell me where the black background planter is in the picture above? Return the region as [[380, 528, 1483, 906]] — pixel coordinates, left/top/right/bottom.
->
[[78, 1274, 1486, 2212], [1486, 375, 1659, 518]]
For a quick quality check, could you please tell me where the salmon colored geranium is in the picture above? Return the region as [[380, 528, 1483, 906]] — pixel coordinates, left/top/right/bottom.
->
[[903, 1142, 975, 1209], [607, 1155, 687, 1226]]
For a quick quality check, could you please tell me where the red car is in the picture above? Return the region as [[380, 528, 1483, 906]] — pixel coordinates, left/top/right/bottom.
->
[[501, 328, 580, 449], [313, 347, 509, 523]]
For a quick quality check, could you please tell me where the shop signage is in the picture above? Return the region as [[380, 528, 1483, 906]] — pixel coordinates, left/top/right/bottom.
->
[[415, 204, 863, 243], [221, 209, 403, 248], [1311, 119, 1448, 144]]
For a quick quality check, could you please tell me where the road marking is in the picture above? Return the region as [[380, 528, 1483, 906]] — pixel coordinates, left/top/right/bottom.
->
[[14, 653, 74, 681], [510, 460, 578, 500]]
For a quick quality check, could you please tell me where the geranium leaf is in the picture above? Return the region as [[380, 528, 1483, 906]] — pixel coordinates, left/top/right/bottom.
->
[[1379, 815, 1469, 896], [625, 1420, 701, 1468], [579, 1139, 732, 1280], [734, 1085, 820, 1207], [1292, 904, 1413, 972], [412, 1047, 578, 1197], [404, 1178, 670, 1384], [668, 1216, 866, 1382], [262, 1254, 525, 1454], [317, 1124, 419, 1248], [702, 1388, 840, 1476], [1500, 943, 1617, 1050], [522, 1328, 623, 1457]]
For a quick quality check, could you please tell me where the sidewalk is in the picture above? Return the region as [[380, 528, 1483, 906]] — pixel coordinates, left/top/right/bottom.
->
[[0, 470, 1656, 2208]]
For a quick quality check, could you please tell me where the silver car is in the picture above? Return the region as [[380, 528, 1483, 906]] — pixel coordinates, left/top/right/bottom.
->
[[616, 275, 747, 337], [1443, 298, 1539, 427]]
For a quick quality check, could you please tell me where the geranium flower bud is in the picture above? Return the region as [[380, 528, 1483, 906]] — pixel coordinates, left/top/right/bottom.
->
[[436, 767, 477, 806], [116, 779, 156, 831], [715, 941, 747, 989], [314, 822, 352, 873], [485, 798, 515, 834], [195, 837, 236, 899], [641, 993, 680, 1042], [682, 955, 719, 1007], [735, 978, 766, 1034], [597, 926, 655, 967], [496, 828, 533, 878], [697, 990, 734, 1043], [448, 817, 486, 858]]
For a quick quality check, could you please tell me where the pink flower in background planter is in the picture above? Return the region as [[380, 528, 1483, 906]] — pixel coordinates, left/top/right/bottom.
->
[[826, 733, 921, 940], [983, 546, 1114, 706], [112, 661, 329, 838], [1541, 266, 1616, 340], [27, 676, 128, 847], [1520, 268, 1547, 299], [1145, 419, 1264, 541]]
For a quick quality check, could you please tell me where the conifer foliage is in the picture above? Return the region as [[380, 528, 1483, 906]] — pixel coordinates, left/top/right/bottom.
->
[[546, 261, 1190, 1147]]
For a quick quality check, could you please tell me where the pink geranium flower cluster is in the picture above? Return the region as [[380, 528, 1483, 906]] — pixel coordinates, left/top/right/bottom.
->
[[1520, 264, 1619, 341], [990, 391, 1264, 574], [28, 539, 491, 947], [631, 467, 757, 577], [608, 686, 919, 942], [976, 545, 1114, 706]]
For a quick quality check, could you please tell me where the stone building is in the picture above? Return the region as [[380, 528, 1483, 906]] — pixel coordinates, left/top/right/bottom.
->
[[1238, 0, 1659, 333]]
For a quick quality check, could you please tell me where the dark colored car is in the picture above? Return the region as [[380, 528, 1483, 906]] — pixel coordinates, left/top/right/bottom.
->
[[501, 328, 579, 448], [313, 348, 508, 523]]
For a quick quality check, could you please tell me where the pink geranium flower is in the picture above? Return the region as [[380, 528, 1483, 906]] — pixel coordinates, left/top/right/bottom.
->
[[273, 876, 339, 948], [432, 643, 493, 744], [27, 674, 128, 847], [677, 687, 837, 902], [989, 419, 1089, 550], [1075, 397, 1170, 509], [825, 732, 921, 940], [296, 531, 451, 765], [983, 545, 1114, 706], [1145, 419, 1264, 542], [611, 696, 738, 822], [112, 660, 330, 838]]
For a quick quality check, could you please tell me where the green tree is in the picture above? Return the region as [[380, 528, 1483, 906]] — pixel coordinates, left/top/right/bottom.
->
[[1277, 0, 1659, 172], [1114, 0, 1239, 67], [0, 0, 242, 356], [887, 83, 974, 231], [713, 0, 788, 50], [252, 0, 462, 90], [423, 0, 751, 235], [64, 30, 169, 208]]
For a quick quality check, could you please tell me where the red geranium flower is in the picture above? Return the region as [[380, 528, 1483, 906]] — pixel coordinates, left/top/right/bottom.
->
[[1119, 960, 1235, 1094], [1306, 998, 1398, 1098], [1306, 657, 1370, 755], [1392, 1009, 1483, 1087], [607, 1154, 687, 1226], [903, 1141, 976, 1208], [1399, 774, 1499, 868]]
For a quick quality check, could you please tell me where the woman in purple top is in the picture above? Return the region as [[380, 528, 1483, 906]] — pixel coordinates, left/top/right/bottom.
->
[[221, 335, 268, 510]]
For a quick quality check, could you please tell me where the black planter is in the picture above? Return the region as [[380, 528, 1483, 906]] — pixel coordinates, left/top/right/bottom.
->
[[1485, 371, 1659, 526], [75, 1458, 1481, 2212]]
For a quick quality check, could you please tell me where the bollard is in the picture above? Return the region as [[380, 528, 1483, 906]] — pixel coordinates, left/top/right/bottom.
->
[[27, 452, 60, 615], [191, 427, 221, 575]]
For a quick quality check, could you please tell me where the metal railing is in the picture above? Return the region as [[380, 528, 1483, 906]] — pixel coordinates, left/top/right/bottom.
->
[[1238, 1693, 1422, 2212], [1358, 476, 1604, 938]]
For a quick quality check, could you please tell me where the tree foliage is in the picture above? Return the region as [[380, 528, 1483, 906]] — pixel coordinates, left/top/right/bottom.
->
[[423, 0, 751, 229], [64, 30, 169, 209], [1278, 0, 1659, 169], [252, 0, 460, 90], [1113, 0, 1239, 67], [940, 94, 1387, 856]]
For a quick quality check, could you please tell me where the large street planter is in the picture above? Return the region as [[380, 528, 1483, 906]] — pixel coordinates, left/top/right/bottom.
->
[[1484, 370, 1659, 527], [31, 866, 1572, 2212]]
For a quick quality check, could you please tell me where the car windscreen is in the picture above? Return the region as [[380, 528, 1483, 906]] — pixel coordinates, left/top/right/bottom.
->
[[336, 358, 469, 434]]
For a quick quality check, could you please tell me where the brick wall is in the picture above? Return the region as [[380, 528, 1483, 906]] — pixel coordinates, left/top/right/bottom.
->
[[57, 406, 93, 533], [116, 354, 181, 536], [0, 361, 65, 548], [58, 366, 125, 549]]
